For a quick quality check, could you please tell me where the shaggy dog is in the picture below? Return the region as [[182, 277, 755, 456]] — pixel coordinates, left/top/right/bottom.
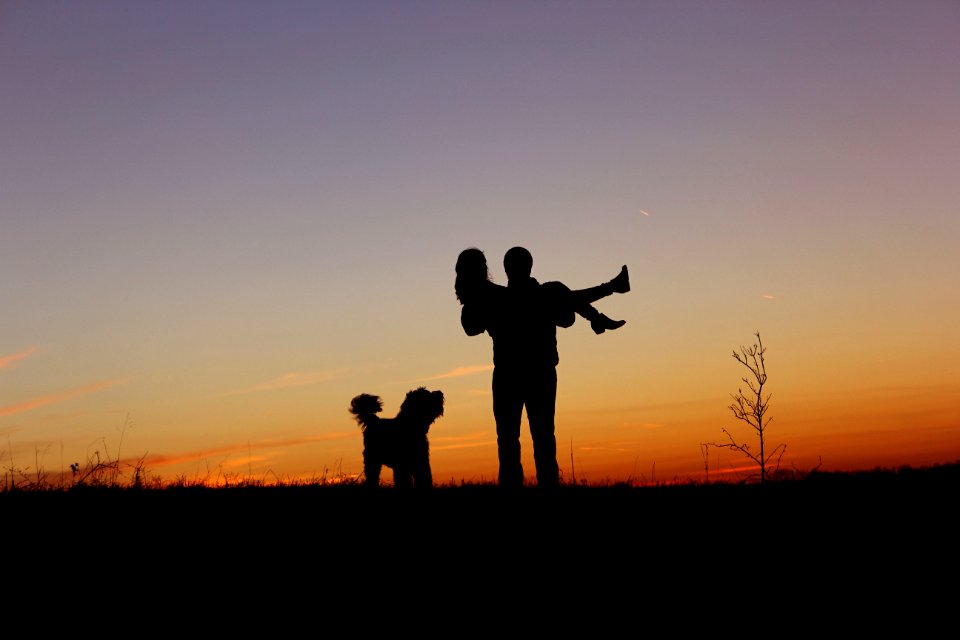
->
[[349, 387, 444, 489]]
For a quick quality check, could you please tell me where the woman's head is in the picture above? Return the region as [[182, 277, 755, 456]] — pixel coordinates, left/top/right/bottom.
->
[[455, 247, 490, 303]]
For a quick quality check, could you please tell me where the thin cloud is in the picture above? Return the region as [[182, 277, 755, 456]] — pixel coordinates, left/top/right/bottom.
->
[[0, 379, 127, 418], [430, 431, 495, 452], [0, 346, 38, 370], [710, 464, 762, 477], [141, 432, 356, 468], [431, 431, 491, 444], [432, 439, 496, 452], [568, 396, 725, 417], [416, 365, 493, 382], [221, 455, 268, 470], [219, 370, 344, 396], [619, 422, 664, 430]]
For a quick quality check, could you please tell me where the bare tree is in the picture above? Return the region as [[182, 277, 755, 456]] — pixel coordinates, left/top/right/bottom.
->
[[710, 331, 785, 483]]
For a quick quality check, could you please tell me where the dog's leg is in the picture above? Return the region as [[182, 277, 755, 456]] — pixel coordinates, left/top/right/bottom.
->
[[414, 464, 433, 490], [412, 443, 433, 490], [363, 452, 381, 488]]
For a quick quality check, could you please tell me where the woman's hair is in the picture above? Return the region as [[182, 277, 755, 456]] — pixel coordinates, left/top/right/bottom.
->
[[455, 247, 491, 303]]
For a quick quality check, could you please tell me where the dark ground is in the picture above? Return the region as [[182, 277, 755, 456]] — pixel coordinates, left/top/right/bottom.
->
[[3, 464, 956, 621], [5, 463, 956, 551]]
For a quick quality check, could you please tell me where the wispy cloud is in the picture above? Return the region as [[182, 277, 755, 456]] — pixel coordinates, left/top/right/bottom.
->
[[432, 439, 496, 452], [619, 422, 664, 430], [430, 431, 495, 451], [140, 432, 357, 468], [761, 294, 775, 300], [0, 346, 37, 370], [219, 370, 345, 396], [431, 431, 490, 445], [568, 396, 725, 417], [0, 379, 127, 418], [416, 365, 493, 382]]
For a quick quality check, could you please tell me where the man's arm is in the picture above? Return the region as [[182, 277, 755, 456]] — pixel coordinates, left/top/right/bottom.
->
[[541, 281, 576, 328], [554, 307, 576, 328]]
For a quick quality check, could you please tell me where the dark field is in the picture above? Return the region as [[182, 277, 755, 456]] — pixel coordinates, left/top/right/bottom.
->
[[4, 464, 956, 620], [5, 463, 956, 559]]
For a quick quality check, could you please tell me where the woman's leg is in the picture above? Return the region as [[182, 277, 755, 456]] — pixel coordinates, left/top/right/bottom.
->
[[570, 265, 629, 305], [569, 266, 629, 334], [575, 301, 626, 334]]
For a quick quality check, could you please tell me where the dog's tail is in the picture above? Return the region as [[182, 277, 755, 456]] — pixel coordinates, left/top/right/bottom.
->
[[349, 393, 383, 431]]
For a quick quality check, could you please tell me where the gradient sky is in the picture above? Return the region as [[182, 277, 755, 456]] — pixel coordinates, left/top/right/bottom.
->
[[3, 1, 958, 486]]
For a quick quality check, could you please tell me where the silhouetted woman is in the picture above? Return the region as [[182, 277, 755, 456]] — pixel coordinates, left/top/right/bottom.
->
[[455, 247, 629, 335]]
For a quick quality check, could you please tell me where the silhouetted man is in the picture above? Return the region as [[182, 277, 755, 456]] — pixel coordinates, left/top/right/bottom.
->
[[488, 247, 572, 487], [458, 246, 628, 487]]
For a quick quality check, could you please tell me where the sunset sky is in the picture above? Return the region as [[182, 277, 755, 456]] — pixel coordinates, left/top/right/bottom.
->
[[3, 1, 958, 486]]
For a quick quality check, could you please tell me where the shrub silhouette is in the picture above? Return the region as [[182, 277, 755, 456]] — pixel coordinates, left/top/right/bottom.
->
[[708, 331, 784, 483]]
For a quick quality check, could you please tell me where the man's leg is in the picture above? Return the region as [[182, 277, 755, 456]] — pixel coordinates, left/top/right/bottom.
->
[[527, 366, 559, 487], [492, 367, 525, 488]]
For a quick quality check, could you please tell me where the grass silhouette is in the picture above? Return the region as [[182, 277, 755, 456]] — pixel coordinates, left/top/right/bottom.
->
[[6, 433, 956, 556], [5, 460, 957, 521], [3, 461, 954, 595]]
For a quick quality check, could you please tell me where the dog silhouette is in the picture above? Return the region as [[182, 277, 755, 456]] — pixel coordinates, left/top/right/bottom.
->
[[349, 387, 444, 489]]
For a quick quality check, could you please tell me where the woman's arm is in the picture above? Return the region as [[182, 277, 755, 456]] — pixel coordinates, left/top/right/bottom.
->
[[461, 303, 487, 336]]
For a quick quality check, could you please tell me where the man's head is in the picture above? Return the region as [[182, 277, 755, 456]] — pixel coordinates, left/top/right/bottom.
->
[[504, 246, 533, 281]]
